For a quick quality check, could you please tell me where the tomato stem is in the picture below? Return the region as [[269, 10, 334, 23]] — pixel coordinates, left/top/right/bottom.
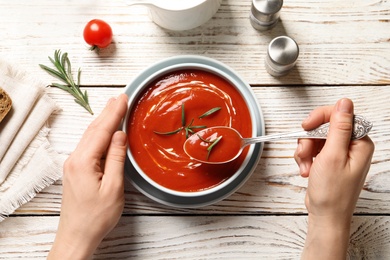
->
[[89, 45, 100, 54]]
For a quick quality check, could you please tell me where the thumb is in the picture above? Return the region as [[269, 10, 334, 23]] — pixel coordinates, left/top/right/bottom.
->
[[103, 131, 127, 188], [323, 98, 354, 159]]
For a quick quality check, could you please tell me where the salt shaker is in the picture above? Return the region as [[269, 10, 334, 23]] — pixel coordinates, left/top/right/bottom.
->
[[250, 0, 283, 30], [265, 36, 299, 77]]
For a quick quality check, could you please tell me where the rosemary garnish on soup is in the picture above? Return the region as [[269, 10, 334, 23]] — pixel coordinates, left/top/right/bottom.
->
[[197, 134, 223, 160], [154, 103, 221, 138], [198, 107, 221, 119]]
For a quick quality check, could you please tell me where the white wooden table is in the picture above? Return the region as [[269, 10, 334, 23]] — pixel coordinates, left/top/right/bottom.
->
[[1, 1, 390, 259]]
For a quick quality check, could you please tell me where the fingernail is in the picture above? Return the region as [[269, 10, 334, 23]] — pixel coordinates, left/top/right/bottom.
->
[[112, 131, 127, 146], [337, 98, 353, 114], [300, 163, 307, 175]]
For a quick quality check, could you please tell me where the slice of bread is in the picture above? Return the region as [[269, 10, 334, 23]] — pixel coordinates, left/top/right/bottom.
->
[[0, 88, 12, 123]]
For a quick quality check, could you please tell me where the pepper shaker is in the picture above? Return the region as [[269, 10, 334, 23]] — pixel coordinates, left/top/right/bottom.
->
[[250, 0, 283, 31], [265, 36, 299, 77]]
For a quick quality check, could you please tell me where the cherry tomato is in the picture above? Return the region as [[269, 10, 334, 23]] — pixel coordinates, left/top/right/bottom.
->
[[83, 19, 113, 50]]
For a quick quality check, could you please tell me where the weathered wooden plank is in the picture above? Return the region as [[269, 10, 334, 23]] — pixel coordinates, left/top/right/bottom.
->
[[2, 1, 389, 259], [0, 0, 389, 85], [12, 85, 390, 215], [0, 215, 389, 259]]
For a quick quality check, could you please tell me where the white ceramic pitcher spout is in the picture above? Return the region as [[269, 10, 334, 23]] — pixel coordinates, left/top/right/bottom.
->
[[124, 0, 222, 31]]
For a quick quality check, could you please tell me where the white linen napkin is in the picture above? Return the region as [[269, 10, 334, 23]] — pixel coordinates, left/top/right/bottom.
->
[[0, 58, 63, 221]]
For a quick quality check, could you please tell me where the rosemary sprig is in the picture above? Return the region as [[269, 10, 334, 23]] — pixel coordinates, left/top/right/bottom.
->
[[197, 134, 223, 160], [39, 50, 94, 115], [206, 136, 222, 160], [184, 118, 207, 138], [181, 103, 186, 126], [154, 127, 183, 135], [199, 107, 221, 119], [154, 102, 207, 138], [197, 134, 213, 143]]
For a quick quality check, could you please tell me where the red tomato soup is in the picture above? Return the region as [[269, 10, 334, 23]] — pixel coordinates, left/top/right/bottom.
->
[[128, 69, 252, 192]]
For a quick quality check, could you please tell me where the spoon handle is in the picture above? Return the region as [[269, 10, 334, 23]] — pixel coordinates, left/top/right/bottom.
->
[[243, 115, 373, 145]]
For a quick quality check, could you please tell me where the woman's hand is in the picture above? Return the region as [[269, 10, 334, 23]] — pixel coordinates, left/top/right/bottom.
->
[[48, 94, 128, 260], [295, 98, 375, 260]]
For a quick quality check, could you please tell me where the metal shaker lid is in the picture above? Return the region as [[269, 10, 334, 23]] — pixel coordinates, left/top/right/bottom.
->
[[265, 36, 299, 76], [251, 0, 283, 24], [268, 36, 299, 66]]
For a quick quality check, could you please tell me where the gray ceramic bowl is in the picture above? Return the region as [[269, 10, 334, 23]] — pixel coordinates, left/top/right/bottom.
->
[[122, 55, 264, 207]]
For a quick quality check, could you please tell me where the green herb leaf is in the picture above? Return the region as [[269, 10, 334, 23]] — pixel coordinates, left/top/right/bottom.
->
[[181, 103, 186, 126], [84, 90, 89, 103], [207, 136, 222, 152], [50, 83, 70, 91], [39, 64, 66, 82], [39, 50, 94, 115], [199, 107, 221, 119], [206, 136, 222, 160], [189, 125, 207, 129], [77, 68, 81, 86], [197, 134, 213, 143], [154, 127, 183, 135], [187, 118, 194, 127]]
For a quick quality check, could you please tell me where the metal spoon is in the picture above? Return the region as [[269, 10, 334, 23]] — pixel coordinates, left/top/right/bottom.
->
[[183, 115, 373, 164]]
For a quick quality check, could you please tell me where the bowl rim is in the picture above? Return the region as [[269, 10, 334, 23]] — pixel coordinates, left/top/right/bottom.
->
[[122, 55, 265, 207]]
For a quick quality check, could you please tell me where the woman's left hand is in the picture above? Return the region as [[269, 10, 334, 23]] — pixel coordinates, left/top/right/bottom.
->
[[48, 94, 128, 260]]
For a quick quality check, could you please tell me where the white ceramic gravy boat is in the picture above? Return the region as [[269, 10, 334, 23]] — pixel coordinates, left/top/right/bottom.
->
[[125, 0, 222, 31]]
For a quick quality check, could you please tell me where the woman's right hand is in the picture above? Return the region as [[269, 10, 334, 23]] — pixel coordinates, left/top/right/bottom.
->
[[294, 98, 375, 260]]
